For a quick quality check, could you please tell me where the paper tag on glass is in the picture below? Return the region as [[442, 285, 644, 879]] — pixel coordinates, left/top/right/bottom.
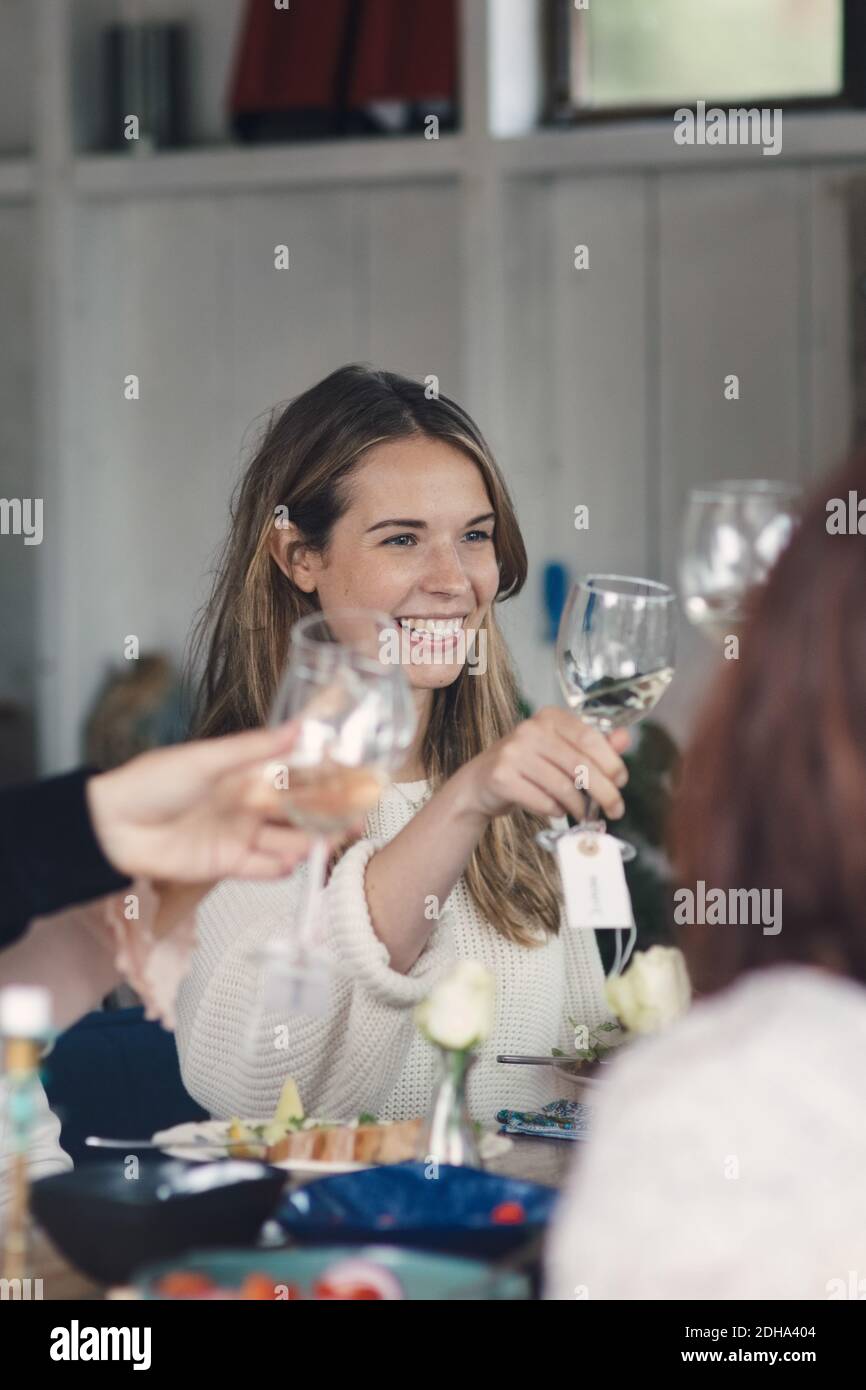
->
[[261, 959, 332, 1018], [556, 831, 635, 931]]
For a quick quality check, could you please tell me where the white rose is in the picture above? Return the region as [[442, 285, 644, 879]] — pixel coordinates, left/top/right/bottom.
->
[[415, 961, 496, 1051], [605, 945, 691, 1035]]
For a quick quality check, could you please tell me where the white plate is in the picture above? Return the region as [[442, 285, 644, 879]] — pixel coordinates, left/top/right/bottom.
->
[[152, 1120, 513, 1171], [151, 1120, 368, 1174], [551, 1062, 608, 1094]]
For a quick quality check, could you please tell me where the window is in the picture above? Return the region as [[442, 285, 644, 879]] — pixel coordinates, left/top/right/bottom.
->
[[544, 0, 861, 122]]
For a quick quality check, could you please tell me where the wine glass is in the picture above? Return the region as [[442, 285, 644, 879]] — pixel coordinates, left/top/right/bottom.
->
[[537, 574, 677, 865], [679, 480, 801, 645], [248, 607, 416, 1023]]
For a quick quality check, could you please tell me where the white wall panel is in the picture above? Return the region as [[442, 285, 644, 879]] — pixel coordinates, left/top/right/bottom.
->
[[658, 168, 804, 577], [808, 164, 855, 478], [367, 184, 464, 391], [497, 179, 557, 709], [656, 168, 806, 741], [0, 206, 36, 705], [501, 174, 652, 712], [0, 0, 35, 154], [60, 183, 463, 757]]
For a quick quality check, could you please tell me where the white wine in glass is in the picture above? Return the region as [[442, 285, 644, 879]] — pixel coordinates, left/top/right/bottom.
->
[[269, 762, 389, 835], [248, 607, 416, 1023], [539, 574, 677, 863]]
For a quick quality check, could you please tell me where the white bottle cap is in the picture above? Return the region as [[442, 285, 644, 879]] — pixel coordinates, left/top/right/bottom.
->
[[0, 985, 52, 1038]]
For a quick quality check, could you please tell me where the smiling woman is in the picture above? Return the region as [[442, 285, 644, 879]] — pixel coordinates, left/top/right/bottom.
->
[[175, 365, 631, 1127], [266, 432, 502, 721]]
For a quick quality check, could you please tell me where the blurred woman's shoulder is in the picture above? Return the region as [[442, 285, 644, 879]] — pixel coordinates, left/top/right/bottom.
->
[[603, 962, 866, 1100], [546, 963, 866, 1300]]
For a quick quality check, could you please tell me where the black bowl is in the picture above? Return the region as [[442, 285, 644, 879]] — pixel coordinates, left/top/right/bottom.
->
[[31, 1159, 286, 1286]]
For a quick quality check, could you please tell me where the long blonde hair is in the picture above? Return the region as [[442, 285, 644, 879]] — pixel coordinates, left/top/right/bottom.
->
[[189, 364, 562, 945]]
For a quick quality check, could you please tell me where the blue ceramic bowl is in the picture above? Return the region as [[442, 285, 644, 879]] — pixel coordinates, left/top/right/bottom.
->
[[30, 1160, 287, 1285], [276, 1162, 557, 1259], [136, 1243, 530, 1300]]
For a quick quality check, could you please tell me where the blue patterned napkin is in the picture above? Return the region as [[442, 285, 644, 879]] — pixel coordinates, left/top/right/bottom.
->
[[496, 1098, 591, 1141]]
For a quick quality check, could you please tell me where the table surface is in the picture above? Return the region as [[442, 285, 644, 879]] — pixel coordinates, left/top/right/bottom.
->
[[31, 1133, 577, 1299]]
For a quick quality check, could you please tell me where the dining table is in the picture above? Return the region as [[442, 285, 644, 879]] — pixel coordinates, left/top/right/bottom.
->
[[29, 1131, 577, 1299]]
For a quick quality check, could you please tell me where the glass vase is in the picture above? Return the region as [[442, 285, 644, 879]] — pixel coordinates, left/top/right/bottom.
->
[[420, 1046, 481, 1169]]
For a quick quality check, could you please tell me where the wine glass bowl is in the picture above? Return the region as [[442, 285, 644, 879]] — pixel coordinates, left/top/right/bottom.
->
[[679, 480, 801, 645], [268, 608, 416, 833], [557, 575, 677, 734], [541, 574, 677, 862], [246, 607, 416, 1024]]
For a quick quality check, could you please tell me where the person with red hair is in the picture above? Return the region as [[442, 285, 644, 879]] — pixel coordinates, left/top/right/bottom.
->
[[546, 452, 866, 1300]]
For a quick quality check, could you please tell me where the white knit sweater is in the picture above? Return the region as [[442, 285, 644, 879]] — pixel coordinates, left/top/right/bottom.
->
[[544, 964, 866, 1300], [175, 780, 612, 1125]]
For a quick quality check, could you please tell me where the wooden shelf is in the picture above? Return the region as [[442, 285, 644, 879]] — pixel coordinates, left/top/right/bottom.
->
[[72, 134, 467, 198], [495, 111, 866, 176], [42, 106, 866, 203]]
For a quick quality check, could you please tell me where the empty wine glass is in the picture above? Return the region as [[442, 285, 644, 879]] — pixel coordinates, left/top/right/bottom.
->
[[679, 480, 801, 646], [537, 574, 677, 864], [247, 608, 416, 1025]]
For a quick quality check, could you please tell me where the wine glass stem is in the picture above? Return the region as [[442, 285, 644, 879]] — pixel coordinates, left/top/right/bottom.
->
[[580, 796, 601, 828], [298, 834, 329, 952]]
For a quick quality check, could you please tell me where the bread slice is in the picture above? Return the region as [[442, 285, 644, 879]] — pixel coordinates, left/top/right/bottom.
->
[[265, 1129, 318, 1164], [354, 1118, 423, 1164], [314, 1127, 358, 1163], [265, 1117, 423, 1165]]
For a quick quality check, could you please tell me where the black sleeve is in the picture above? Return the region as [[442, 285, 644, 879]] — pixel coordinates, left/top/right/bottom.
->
[[0, 768, 132, 951]]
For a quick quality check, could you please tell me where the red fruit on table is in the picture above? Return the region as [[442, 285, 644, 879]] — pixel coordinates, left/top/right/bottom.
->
[[491, 1200, 526, 1225], [157, 1271, 215, 1298]]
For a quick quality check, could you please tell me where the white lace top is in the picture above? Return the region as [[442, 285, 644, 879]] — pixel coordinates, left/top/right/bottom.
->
[[544, 964, 866, 1300], [174, 780, 613, 1125]]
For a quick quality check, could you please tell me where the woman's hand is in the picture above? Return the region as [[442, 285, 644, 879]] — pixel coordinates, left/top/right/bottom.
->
[[86, 722, 333, 884], [452, 707, 630, 825]]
